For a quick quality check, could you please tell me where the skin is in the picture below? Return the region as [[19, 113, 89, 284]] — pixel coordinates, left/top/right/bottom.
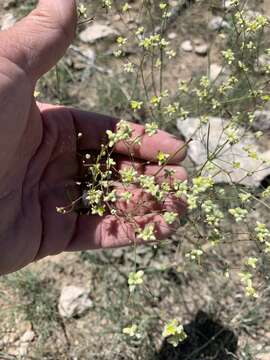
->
[[0, 0, 187, 275]]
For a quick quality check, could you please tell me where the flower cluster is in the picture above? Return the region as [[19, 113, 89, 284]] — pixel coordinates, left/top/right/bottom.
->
[[128, 270, 144, 292], [202, 200, 224, 227], [102, 0, 112, 9], [163, 212, 178, 225], [106, 120, 133, 147], [185, 249, 203, 263], [235, 11, 268, 33], [70, 1, 270, 350], [239, 271, 258, 298], [120, 167, 138, 184], [228, 207, 248, 223], [122, 324, 141, 339], [162, 319, 187, 347], [140, 34, 168, 51], [77, 3, 87, 18], [137, 224, 156, 242], [145, 122, 158, 136]]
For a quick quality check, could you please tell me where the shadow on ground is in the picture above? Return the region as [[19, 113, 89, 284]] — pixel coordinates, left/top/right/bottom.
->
[[155, 311, 238, 360]]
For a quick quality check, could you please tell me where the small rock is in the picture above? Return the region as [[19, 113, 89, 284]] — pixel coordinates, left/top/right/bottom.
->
[[66, 45, 96, 70], [3, 0, 16, 9], [210, 63, 222, 81], [70, 46, 96, 70], [17, 320, 32, 335], [18, 342, 29, 357], [2, 332, 19, 344], [168, 32, 177, 40], [113, 14, 121, 22], [251, 110, 270, 131], [194, 42, 209, 56], [177, 116, 270, 187], [79, 23, 118, 44], [208, 16, 229, 31], [181, 40, 193, 52], [81, 48, 96, 63], [20, 330, 35, 343], [223, 0, 233, 10], [194, 38, 202, 45], [58, 285, 93, 318], [1, 13, 16, 30], [256, 54, 270, 74]]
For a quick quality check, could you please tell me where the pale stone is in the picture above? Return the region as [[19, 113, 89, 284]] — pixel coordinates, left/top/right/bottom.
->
[[208, 16, 230, 31], [168, 32, 177, 40], [251, 110, 270, 131], [58, 285, 93, 318], [18, 343, 29, 357], [3, 0, 16, 9], [181, 40, 193, 52], [256, 54, 270, 74], [210, 63, 223, 82], [223, 0, 233, 10], [177, 117, 270, 187], [1, 13, 16, 30], [79, 23, 118, 43], [20, 330, 35, 343], [195, 43, 209, 56], [70, 46, 96, 70]]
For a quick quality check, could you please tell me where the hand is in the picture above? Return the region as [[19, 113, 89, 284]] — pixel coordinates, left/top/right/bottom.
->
[[0, 0, 187, 275]]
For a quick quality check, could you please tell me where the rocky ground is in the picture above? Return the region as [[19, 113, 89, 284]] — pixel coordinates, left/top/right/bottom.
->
[[1, 0, 270, 359]]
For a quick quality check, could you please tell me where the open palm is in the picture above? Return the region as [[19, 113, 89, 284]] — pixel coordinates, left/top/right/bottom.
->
[[0, 0, 187, 275]]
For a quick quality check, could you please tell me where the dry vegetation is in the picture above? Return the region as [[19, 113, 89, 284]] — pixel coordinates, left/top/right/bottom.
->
[[0, 0, 270, 359]]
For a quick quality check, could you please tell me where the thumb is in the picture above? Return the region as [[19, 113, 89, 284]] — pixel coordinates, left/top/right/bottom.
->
[[0, 0, 77, 82]]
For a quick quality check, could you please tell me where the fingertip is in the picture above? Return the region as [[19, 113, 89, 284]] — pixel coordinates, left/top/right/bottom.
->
[[0, 0, 78, 81], [160, 132, 188, 163], [38, 0, 77, 39]]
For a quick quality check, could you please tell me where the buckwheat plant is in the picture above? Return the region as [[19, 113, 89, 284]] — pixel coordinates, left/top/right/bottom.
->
[[67, 0, 270, 349]]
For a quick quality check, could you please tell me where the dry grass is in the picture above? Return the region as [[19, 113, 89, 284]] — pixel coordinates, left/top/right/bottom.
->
[[1, 0, 270, 359]]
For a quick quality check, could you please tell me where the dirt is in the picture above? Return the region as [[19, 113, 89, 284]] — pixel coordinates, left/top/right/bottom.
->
[[1, 0, 270, 359]]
